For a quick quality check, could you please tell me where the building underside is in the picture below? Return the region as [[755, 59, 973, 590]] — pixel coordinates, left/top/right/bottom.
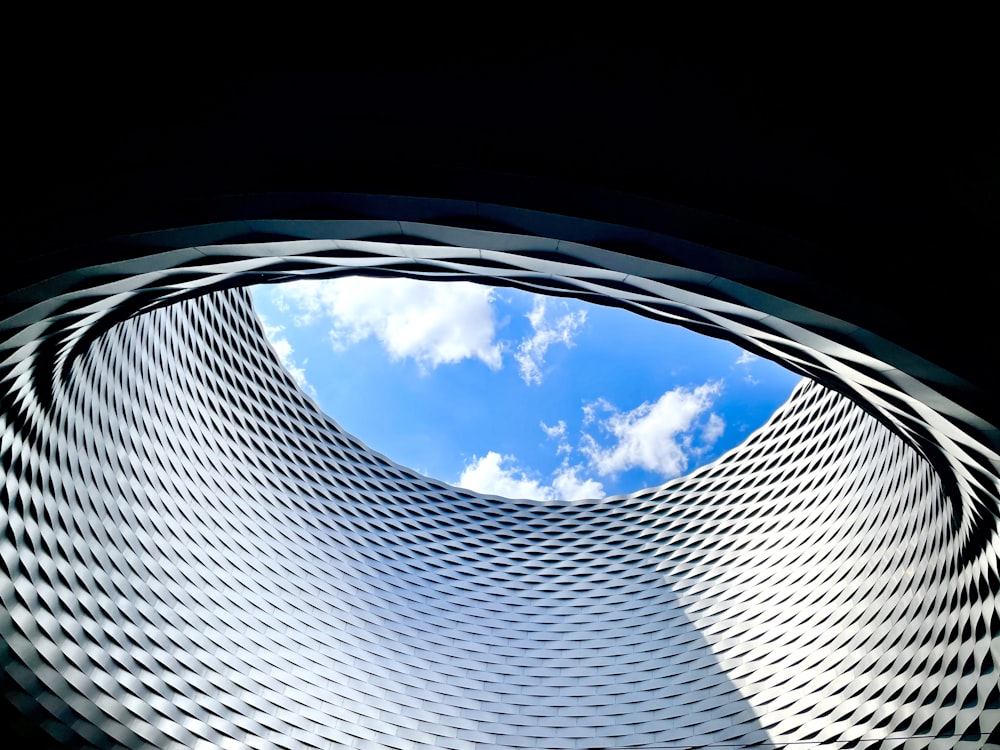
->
[[1, 64, 998, 747]]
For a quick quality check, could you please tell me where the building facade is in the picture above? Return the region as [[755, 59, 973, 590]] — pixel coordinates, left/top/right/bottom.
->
[[1, 233, 998, 748], [2, 66, 998, 749]]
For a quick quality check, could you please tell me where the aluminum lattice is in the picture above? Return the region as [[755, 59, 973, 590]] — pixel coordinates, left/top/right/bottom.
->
[[2, 286, 998, 749]]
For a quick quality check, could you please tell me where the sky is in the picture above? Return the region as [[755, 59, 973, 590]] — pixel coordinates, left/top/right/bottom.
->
[[250, 278, 803, 501]]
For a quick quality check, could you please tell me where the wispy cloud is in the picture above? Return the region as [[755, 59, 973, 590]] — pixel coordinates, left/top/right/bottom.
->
[[735, 350, 762, 385], [540, 420, 566, 440], [271, 278, 503, 373], [582, 397, 615, 426], [260, 317, 318, 399], [700, 412, 726, 446], [469, 380, 727, 502], [580, 381, 725, 479], [266, 279, 592, 385], [457, 452, 604, 502], [515, 297, 587, 385], [540, 420, 572, 455]]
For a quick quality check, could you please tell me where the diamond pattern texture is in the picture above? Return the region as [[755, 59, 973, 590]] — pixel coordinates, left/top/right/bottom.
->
[[2, 227, 999, 748]]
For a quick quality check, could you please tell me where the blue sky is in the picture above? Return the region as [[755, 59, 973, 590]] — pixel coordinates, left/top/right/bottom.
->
[[251, 279, 803, 501]]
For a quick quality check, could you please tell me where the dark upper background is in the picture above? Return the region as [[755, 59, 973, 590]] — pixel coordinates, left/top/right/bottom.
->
[[0, 54, 997, 746], [2, 55, 996, 426]]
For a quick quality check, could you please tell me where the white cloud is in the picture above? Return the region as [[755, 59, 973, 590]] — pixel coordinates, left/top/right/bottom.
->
[[540, 419, 572, 455], [580, 381, 724, 479], [266, 281, 591, 383], [457, 452, 604, 502], [700, 413, 726, 447], [271, 278, 504, 372], [582, 397, 615, 426], [260, 318, 283, 341], [458, 452, 552, 501], [259, 317, 317, 399], [515, 297, 587, 385], [551, 464, 605, 502], [735, 350, 761, 385], [540, 420, 566, 440]]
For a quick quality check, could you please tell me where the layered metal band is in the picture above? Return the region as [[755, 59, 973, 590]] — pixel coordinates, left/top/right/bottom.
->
[[2, 223, 998, 748]]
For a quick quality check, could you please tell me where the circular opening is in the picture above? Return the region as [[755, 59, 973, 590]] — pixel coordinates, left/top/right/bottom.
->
[[251, 277, 803, 499]]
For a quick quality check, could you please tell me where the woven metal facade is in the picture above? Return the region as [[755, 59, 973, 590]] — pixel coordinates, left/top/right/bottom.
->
[[1, 214, 999, 747], [2, 59, 999, 750]]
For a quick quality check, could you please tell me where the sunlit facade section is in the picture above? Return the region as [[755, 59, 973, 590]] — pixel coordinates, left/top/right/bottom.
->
[[1, 285, 997, 749]]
